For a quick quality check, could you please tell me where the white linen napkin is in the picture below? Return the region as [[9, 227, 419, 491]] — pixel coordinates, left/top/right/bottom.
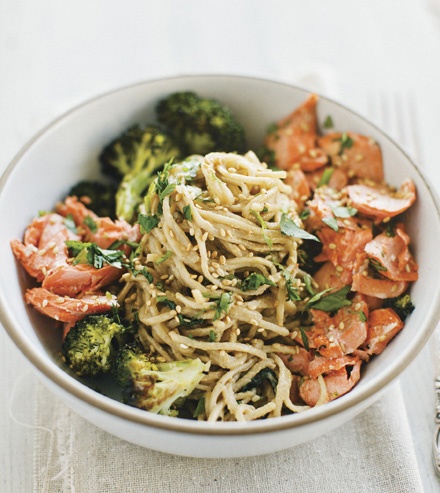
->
[[31, 68, 424, 492], [33, 380, 423, 493]]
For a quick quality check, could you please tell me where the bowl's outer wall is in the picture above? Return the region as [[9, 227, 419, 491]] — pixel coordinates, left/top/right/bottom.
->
[[1, 75, 439, 456]]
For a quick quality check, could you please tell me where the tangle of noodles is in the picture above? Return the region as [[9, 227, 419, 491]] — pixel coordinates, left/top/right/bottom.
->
[[119, 151, 313, 421]]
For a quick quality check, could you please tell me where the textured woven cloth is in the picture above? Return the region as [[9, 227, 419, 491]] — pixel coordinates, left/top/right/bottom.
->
[[33, 380, 423, 493]]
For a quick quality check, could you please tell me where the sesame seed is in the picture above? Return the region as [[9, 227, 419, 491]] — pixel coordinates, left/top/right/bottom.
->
[[236, 328, 241, 335], [257, 327, 265, 332], [38, 249, 46, 256], [391, 284, 397, 292], [228, 167, 237, 173], [176, 305, 182, 313], [336, 266, 343, 272], [189, 228, 195, 236], [250, 319, 259, 326], [383, 217, 391, 223], [220, 228, 226, 237], [202, 232, 209, 242], [169, 230, 174, 238], [329, 243, 337, 250], [212, 251, 218, 259], [82, 304, 89, 313], [209, 235, 215, 241], [174, 316, 180, 323], [236, 300, 244, 306], [42, 299, 48, 307], [212, 262, 220, 269], [214, 197, 221, 205], [180, 343, 189, 349], [212, 273, 219, 279], [192, 244, 199, 251], [56, 297, 65, 304], [222, 279, 232, 286], [219, 255, 226, 265], [238, 244, 246, 251], [186, 243, 192, 252], [339, 322, 345, 330], [198, 275, 204, 283], [354, 303, 361, 311], [405, 264, 411, 272], [226, 230, 233, 238], [210, 285, 218, 291], [362, 270, 368, 277]]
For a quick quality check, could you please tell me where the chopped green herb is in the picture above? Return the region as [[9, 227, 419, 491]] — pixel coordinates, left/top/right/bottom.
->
[[322, 216, 339, 232], [283, 270, 301, 301], [193, 396, 205, 418], [317, 167, 334, 187], [280, 213, 320, 242], [358, 311, 367, 322], [299, 208, 311, 221], [306, 285, 352, 312], [330, 205, 357, 218], [64, 214, 77, 233], [83, 215, 98, 233], [302, 273, 315, 296], [369, 258, 387, 272], [213, 292, 232, 321], [250, 210, 273, 248], [335, 133, 354, 155], [159, 183, 176, 202], [138, 214, 160, 234], [65, 240, 125, 269], [157, 296, 204, 327], [240, 367, 278, 392], [183, 205, 192, 221], [323, 115, 334, 129], [155, 250, 173, 265], [242, 272, 276, 291], [299, 327, 310, 351], [208, 330, 216, 342]]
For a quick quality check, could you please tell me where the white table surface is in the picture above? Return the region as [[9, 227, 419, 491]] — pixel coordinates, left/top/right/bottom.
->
[[2, 1, 440, 491]]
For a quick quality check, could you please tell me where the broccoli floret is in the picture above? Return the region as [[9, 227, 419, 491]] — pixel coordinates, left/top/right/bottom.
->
[[383, 293, 415, 321], [114, 343, 208, 416], [156, 91, 247, 156], [61, 314, 130, 377], [68, 180, 117, 218], [99, 124, 182, 222]]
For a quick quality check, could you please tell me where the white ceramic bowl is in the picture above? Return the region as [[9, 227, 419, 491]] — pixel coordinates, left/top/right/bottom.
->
[[1, 75, 439, 459]]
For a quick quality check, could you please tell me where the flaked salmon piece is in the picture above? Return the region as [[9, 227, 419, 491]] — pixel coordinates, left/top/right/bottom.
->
[[25, 287, 117, 323], [318, 132, 384, 182], [299, 359, 362, 407], [352, 252, 408, 299], [57, 196, 141, 249], [305, 166, 349, 192], [313, 261, 346, 292], [364, 226, 418, 282], [307, 299, 368, 358], [42, 263, 122, 297], [314, 226, 373, 285], [346, 179, 416, 222], [285, 168, 311, 208], [264, 94, 328, 171], [363, 307, 404, 355], [278, 347, 312, 376], [307, 354, 359, 379], [10, 213, 80, 282]]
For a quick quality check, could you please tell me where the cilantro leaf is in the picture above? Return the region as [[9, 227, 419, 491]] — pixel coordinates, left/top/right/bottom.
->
[[282, 270, 301, 301], [242, 272, 276, 291], [64, 214, 77, 233], [157, 296, 204, 327], [280, 213, 320, 242], [138, 214, 160, 234]]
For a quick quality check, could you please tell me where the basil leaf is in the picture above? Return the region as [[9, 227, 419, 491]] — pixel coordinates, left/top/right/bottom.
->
[[306, 285, 352, 312], [137, 214, 160, 234], [302, 273, 315, 296], [159, 183, 176, 202], [242, 272, 276, 292], [358, 311, 367, 322], [369, 258, 387, 272], [280, 213, 320, 242], [322, 216, 339, 231]]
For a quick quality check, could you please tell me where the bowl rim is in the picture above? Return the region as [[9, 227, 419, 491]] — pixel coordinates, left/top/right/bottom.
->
[[1, 73, 440, 436]]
